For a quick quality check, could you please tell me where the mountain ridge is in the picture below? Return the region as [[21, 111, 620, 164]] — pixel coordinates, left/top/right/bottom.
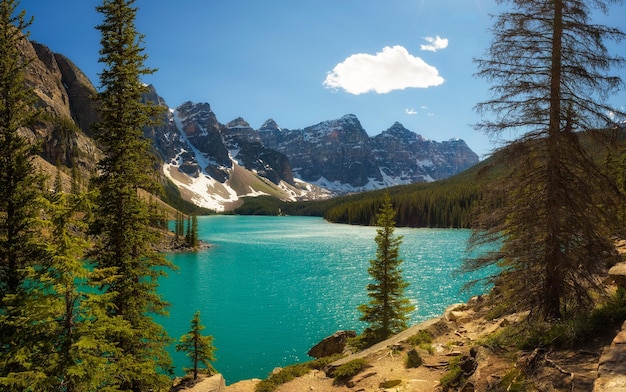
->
[[20, 39, 479, 212]]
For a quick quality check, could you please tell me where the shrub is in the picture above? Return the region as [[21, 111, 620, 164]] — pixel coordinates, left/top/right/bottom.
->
[[408, 330, 433, 346], [405, 349, 423, 368], [333, 358, 370, 379], [308, 353, 345, 370], [439, 356, 464, 390], [419, 342, 435, 354], [347, 333, 377, 351], [254, 364, 310, 392], [254, 354, 346, 392]]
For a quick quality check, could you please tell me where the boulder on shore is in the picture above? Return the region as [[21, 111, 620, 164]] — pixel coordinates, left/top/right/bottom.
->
[[308, 330, 356, 359], [609, 263, 626, 287]]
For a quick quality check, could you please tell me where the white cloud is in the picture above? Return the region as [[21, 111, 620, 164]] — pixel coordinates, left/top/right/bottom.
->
[[421, 36, 448, 52], [323, 45, 444, 95], [405, 108, 417, 115]]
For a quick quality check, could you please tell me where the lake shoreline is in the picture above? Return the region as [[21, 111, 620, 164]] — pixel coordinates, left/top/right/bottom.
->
[[160, 215, 488, 383]]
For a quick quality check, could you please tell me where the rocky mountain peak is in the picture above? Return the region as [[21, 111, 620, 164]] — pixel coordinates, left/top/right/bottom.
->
[[381, 122, 425, 141], [226, 117, 251, 129], [259, 119, 281, 132]]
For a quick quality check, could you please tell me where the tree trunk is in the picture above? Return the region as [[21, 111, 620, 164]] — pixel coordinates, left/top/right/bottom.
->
[[544, 0, 564, 321]]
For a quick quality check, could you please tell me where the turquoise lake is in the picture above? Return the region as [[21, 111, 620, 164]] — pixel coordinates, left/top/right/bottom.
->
[[159, 215, 490, 384]]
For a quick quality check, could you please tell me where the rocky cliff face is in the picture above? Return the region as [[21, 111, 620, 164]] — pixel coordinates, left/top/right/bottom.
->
[[258, 115, 479, 192], [20, 39, 100, 174], [371, 122, 478, 183], [259, 115, 381, 189]]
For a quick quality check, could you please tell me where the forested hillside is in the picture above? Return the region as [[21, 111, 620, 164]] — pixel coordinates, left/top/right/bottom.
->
[[235, 156, 492, 228], [235, 127, 626, 229]]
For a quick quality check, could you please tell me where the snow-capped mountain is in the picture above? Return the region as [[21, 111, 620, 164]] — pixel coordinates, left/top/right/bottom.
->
[[143, 90, 479, 211], [258, 114, 479, 192], [142, 92, 328, 212]]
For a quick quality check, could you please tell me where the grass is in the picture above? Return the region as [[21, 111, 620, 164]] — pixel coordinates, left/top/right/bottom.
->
[[439, 355, 465, 390], [332, 358, 370, 379], [408, 330, 433, 346], [254, 353, 344, 392], [499, 367, 529, 392], [331, 358, 370, 385]]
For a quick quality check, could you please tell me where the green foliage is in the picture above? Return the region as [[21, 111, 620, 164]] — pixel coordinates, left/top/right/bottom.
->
[[346, 334, 371, 351], [184, 214, 199, 247], [324, 181, 482, 228], [439, 356, 465, 390], [234, 164, 488, 229], [358, 193, 415, 345], [254, 363, 311, 392], [405, 349, 423, 368], [0, 0, 41, 298], [176, 311, 217, 380], [480, 289, 626, 351], [332, 358, 370, 380], [0, 0, 50, 386], [88, 0, 175, 389], [307, 353, 345, 370], [525, 287, 626, 349], [408, 330, 434, 346], [499, 368, 529, 392], [465, 0, 626, 323], [234, 196, 283, 216], [254, 354, 345, 392]]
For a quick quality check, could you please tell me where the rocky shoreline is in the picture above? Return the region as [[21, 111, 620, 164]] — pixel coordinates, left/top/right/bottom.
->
[[153, 229, 211, 254], [175, 294, 626, 392], [171, 258, 626, 392]]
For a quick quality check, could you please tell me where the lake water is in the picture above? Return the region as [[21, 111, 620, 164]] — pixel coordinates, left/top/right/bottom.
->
[[159, 215, 490, 384]]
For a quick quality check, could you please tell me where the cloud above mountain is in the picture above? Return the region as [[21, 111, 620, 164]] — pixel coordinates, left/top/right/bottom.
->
[[323, 45, 444, 95], [421, 36, 448, 52]]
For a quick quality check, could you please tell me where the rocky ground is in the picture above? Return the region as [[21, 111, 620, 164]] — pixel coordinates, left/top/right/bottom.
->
[[218, 298, 622, 392]]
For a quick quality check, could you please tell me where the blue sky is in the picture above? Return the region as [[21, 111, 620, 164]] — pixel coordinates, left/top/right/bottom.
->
[[19, 0, 626, 158]]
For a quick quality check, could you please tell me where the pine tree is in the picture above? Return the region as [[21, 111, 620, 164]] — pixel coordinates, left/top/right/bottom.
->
[[189, 214, 198, 247], [0, 0, 40, 301], [465, 0, 626, 321], [358, 193, 414, 345], [89, 0, 174, 390], [176, 311, 217, 380], [33, 189, 125, 391], [0, 0, 52, 387]]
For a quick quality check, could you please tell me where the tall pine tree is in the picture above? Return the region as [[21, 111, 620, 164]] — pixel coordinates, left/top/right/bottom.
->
[[358, 193, 414, 345], [465, 0, 625, 321], [0, 0, 40, 302], [90, 0, 174, 390], [31, 188, 127, 391], [0, 0, 52, 388]]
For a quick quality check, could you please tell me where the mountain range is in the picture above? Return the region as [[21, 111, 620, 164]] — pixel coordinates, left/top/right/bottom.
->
[[20, 39, 479, 212]]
